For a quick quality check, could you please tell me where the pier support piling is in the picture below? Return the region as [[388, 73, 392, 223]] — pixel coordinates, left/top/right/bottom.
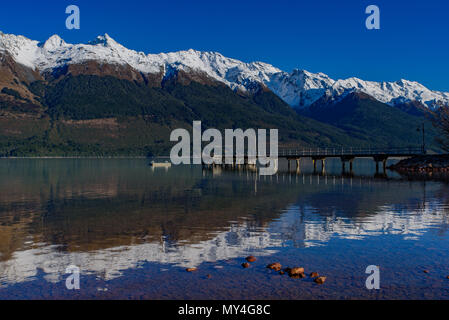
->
[[312, 157, 326, 174], [341, 156, 355, 173], [373, 155, 389, 174]]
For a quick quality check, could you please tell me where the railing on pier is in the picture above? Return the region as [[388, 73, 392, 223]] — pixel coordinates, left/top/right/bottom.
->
[[278, 147, 424, 157]]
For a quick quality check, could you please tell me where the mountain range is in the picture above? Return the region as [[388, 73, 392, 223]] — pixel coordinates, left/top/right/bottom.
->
[[0, 32, 447, 156]]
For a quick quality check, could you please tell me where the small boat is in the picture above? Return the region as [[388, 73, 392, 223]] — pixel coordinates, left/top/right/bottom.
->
[[150, 161, 172, 168]]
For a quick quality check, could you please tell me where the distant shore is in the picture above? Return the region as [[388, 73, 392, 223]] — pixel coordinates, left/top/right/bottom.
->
[[0, 156, 148, 159], [389, 154, 449, 173]]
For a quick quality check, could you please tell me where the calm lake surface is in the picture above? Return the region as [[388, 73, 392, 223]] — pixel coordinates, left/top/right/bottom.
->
[[0, 158, 448, 300]]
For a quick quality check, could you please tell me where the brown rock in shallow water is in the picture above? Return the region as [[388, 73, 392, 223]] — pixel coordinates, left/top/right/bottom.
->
[[288, 267, 305, 276], [246, 256, 257, 263], [423, 270, 429, 274], [242, 263, 250, 268], [186, 268, 197, 272], [310, 272, 319, 278], [279, 271, 285, 275], [314, 276, 326, 284], [287, 268, 306, 278], [289, 272, 306, 279], [267, 263, 282, 271], [207, 274, 212, 279]]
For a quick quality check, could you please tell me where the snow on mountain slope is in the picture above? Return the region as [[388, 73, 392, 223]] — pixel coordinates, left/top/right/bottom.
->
[[267, 69, 336, 107], [331, 77, 449, 110], [0, 32, 40, 69], [1, 31, 448, 109]]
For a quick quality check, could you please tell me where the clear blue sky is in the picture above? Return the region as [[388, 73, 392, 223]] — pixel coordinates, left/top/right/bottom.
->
[[1, 0, 448, 91]]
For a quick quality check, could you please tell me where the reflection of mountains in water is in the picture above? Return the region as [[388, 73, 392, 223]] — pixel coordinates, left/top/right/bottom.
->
[[0, 160, 448, 287], [1, 193, 448, 287], [0, 222, 281, 286], [272, 199, 449, 247]]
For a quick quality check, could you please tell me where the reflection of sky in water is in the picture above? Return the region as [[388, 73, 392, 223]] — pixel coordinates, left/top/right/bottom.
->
[[0, 159, 448, 292]]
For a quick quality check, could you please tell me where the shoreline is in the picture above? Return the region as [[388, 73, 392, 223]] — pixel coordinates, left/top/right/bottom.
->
[[389, 154, 449, 173]]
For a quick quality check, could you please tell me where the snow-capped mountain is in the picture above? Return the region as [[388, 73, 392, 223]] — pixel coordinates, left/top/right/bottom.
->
[[1, 31, 448, 110]]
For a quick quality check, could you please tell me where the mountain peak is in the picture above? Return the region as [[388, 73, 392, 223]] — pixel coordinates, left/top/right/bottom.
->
[[90, 33, 122, 48], [42, 34, 67, 51]]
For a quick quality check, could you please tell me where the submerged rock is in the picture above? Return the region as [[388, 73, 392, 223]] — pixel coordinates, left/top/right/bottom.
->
[[314, 276, 326, 284], [310, 272, 319, 278], [288, 267, 305, 276], [289, 273, 306, 279], [186, 268, 198, 272], [242, 262, 250, 268], [246, 256, 257, 263], [284, 267, 305, 278], [267, 263, 282, 271]]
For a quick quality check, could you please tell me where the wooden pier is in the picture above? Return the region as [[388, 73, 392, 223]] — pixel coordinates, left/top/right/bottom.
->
[[279, 147, 424, 174], [201, 147, 424, 174]]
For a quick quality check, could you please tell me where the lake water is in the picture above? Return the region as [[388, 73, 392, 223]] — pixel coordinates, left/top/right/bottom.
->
[[0, 158, 448, 300]]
